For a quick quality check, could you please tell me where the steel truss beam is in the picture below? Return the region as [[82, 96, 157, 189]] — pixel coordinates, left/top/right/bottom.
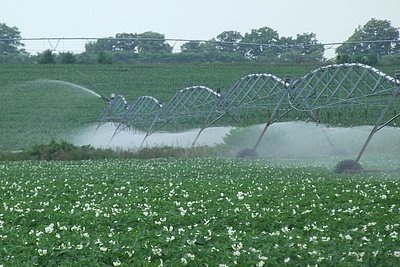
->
[[111, 96, 162, 139], [96, 95, 128, 130], [193, 73, 289, 146], [141, 86, 221, 146], [253, 63, 399, 164]]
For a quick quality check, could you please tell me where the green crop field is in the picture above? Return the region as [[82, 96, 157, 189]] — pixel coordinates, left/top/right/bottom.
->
[[0, 63, 322, 102], [1, 64, 399, 266], [0, 158, 399, 266]]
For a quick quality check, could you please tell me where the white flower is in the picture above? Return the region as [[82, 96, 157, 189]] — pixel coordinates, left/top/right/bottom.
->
[[166, 236, 175, 242], [45, 223, 54, 234], [232, 242, 243, 251], [181, 258, 188, 265], [390, 231, 398, 239], [36, 231, 43, 237], [152, 247, 162, 256], [394, 251, 400, 257], [361, 236, 370, 242], [186, 253, 195, 260], [38, 249, 47, 256], [237, 191, 244, 200], [257, 260, 265, 267], [100, 246, 108, 252], [179, 207, 187, 216], [113, 259, 121, 266], [284, 257, 290, 263], [321, 236, 330, 242], [76, 244, 83, 250], [344, 234, 352, 240]]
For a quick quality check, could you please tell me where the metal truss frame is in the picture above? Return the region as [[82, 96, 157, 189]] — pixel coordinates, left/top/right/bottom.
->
[[288, 63, 398, 113], [253, 63, 400, 163], [111, 95, 162, 138], [96, 64, 399, 165], [96, 94, 128, 130], [193, 73, 290, 146], [141, 85, 221, 145]]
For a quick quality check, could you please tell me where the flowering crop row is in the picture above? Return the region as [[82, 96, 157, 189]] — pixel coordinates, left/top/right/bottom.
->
[[0, 158, 399, 266]]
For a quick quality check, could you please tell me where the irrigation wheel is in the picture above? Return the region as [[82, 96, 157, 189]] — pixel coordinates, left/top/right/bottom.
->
[[236, 148, 260, 159], [334, 159, 363, 174]]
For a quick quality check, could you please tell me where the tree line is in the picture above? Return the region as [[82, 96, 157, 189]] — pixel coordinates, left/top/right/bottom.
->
[[1, 18, 399, 65]]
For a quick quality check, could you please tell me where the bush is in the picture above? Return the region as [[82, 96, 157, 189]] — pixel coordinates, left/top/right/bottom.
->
[[0, 140, 215, 161], [37, 49, 55, 64], [97, 52, 113, 64], [59, 52, 76, 64], [366, 54, 378, 66], [336, 54, 351, 64], [380, 53, 400, 65]]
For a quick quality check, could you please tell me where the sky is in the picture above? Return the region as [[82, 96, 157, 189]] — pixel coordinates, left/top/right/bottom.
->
[[2, 0, 400, 58]]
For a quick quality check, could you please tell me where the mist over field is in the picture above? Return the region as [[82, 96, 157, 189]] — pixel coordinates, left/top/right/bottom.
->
[[73, 123, 233, 149], [73, 121, 400, 160]]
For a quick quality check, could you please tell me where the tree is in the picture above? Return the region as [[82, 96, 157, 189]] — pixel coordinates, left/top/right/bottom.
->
[[137, 31, 172, 54], [97, 51, 113, 64], [59, 52, 76, 64], [239, 26, 280, 59], [336, 18, 400, 59], [85, 33, 138, 53], [280, 33, 325, 65], [114, 33, 138, 51], [179, 38, 239, 63], [216, 31, 243, 52], [85, 38, 115, 53], [180, 41, 206, 53], [37, 50, 55, 64], [0, 23, 25, 55]]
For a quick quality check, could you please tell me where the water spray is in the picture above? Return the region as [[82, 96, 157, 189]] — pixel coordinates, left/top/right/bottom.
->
[[74, 68, 112, 102]]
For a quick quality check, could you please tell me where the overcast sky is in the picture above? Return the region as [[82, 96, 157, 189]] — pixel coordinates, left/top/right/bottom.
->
[[2, 0, 399, 57]]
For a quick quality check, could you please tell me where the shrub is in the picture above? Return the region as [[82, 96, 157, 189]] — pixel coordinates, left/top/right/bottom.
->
[[59, 52, 76, 64], [37, 49, 55, 64], [97, 52, 113, 64], [0, 140, 215, 161]]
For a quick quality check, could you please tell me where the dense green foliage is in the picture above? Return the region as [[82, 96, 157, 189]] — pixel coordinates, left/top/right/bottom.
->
[[336, 19, 400, 59], [2, 19, 399, 64], [0, 158, 399, 266], [0, 140, 213, 161], [0, 22, 25, 55], [37, 50, 56, 64]]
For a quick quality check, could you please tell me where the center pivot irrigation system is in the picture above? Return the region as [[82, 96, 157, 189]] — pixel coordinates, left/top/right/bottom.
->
[[97, 63, 400, 173]]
